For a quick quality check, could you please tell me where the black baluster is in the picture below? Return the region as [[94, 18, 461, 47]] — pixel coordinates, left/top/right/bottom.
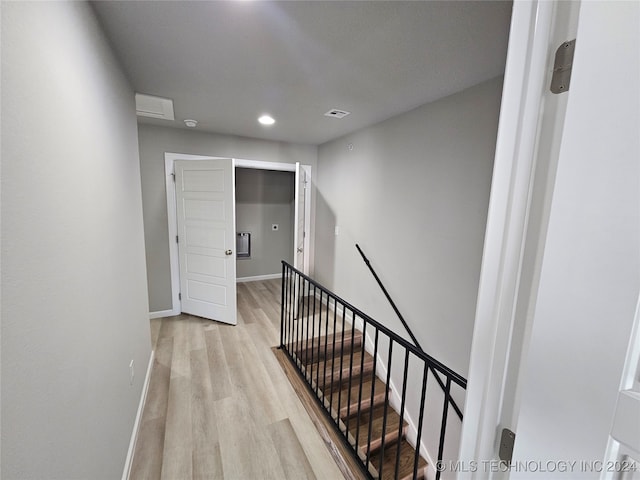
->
[[365, 329, 379, 471], [435, 377, 452, 480], [394, 349, 410, 480], [413, 363, 429, 480], [379, 339, 393, 478]]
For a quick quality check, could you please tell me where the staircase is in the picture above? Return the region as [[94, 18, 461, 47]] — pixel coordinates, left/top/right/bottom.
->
[[291, 330, 427, 480], [280, 261, 467, 480]]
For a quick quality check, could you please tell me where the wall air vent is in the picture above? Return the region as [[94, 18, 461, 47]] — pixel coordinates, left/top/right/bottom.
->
[[135, 93, 175, 121], [324, 109, 351, 119]]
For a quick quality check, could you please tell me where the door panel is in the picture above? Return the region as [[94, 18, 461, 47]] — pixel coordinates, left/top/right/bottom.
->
[[175, 159, 237, 325]]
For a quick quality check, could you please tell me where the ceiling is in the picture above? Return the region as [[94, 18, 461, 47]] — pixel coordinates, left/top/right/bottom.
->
[[92, 1, 512, 145]]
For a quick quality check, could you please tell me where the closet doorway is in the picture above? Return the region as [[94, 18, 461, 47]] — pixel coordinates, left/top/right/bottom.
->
[[164, 153, 311, 322]]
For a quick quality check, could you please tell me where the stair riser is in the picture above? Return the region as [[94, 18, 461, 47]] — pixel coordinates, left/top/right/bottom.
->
[[323, 361, 374, 390], [295, 334, 363, 364], [364, 425, 407, 457], [339, 391, 388, 420], [287, 330, 428, 480]]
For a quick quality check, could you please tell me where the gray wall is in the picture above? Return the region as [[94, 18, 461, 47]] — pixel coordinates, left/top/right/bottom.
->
[[315, 76, 503, 379], [137, 124, 317, 312], [1, 3, 151, 479], [314, 77, 502, 463], [236, 169, 295, 278]]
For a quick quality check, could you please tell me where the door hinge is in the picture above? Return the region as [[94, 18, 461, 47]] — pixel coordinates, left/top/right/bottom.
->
[[171, 172, 176, 182], [176, 235, 179, 243], [499, 428, 516, 465], [550, 39, 576, 94], [178, 292, 182, 301]]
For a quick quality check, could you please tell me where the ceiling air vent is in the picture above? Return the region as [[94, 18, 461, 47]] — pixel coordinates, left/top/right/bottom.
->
[[135, 93, 175, 121], [324, 109, 351, 119]]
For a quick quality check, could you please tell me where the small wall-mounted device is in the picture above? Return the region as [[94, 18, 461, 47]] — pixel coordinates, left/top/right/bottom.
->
[[237, 232, 250, 258], [272, 224, 279, 231]]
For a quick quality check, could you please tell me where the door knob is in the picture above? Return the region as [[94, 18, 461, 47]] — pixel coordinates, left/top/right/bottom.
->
[[225, 249, 233, 255]]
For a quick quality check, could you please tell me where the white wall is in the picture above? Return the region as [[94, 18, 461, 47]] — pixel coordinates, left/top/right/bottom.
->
[[315, 77, 503, 466], [511, 1, 640, 475], [236, 168, 294, 278], [1, 3, 151, 478], [137, 124, 317, 312], [315, 77, 503, 378]]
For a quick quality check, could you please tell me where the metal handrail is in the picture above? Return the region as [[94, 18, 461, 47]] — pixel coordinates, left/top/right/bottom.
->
[[279, 261, 467, 480], [355, 244, 466, 420], [282, 261, 466, 387]]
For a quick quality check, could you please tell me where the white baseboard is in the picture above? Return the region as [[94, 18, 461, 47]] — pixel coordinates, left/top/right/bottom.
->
[[149, 309, 176, 319], [122, 350, 155, 480], [237, 273, 281, 283]]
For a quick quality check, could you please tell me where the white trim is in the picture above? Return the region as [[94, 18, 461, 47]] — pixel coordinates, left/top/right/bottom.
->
[[235, 158, 296, 171], [148, 309, 175, 319], [458, 0, 557, 472], [293, 163, 312, 275], [602, 293, 640, 479], [301, 165, 312, 274], [122, 350, 155, 480], [294, 163, 302, 271], [165, 152, 312, 315], [236, 273, 281, 283]]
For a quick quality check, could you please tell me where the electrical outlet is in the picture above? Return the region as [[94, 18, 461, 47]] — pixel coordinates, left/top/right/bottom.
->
[[129, 360, 135, 385], [335, 225, 340, 236], [272, 224, 279, 231]]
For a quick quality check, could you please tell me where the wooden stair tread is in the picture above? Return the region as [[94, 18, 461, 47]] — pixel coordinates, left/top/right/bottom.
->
[[307, 347, 366, 373], [340, 389, 387, 420], [282, 330, 429, 480], [399, 466, 428, 480], [361, 424, 407, 456], [347, 405, 406, 452], [318, 351, 375, 389], [314, 342, 367, 369], [293, 331, 363, 364], [324, 377, 387, 420], [370, 438, 427, 480]]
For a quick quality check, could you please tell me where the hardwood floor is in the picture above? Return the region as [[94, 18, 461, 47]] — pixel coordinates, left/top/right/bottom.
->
[[132, 279, 346, 480]]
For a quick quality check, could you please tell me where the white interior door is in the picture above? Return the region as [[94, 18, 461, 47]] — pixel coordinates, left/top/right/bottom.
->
[[498, 0, 580, 447], [175, 159, 237, 325], [605, 295, 640, 479], [506, 1, 639, 475], [460, 1, 640, 475], [293, 163, 311, 275]]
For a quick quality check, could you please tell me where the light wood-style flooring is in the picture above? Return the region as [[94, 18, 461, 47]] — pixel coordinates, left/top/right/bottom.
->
[[131, 279, 346, 480]]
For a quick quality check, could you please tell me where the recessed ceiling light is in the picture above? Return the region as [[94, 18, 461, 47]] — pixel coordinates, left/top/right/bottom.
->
[[258, 114, 275, 126], [184, 119, 198, 128]]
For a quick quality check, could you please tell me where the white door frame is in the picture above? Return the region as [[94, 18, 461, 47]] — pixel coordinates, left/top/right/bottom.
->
[[164, 152, 312, 316], [458, 0, 562, 469], [603, 293, 640, 477], [294, 163, 312, 275]]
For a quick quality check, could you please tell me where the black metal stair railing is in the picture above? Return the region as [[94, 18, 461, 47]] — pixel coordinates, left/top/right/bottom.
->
[[279, 261, 467, 480], [355, 244, 465, 422]]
